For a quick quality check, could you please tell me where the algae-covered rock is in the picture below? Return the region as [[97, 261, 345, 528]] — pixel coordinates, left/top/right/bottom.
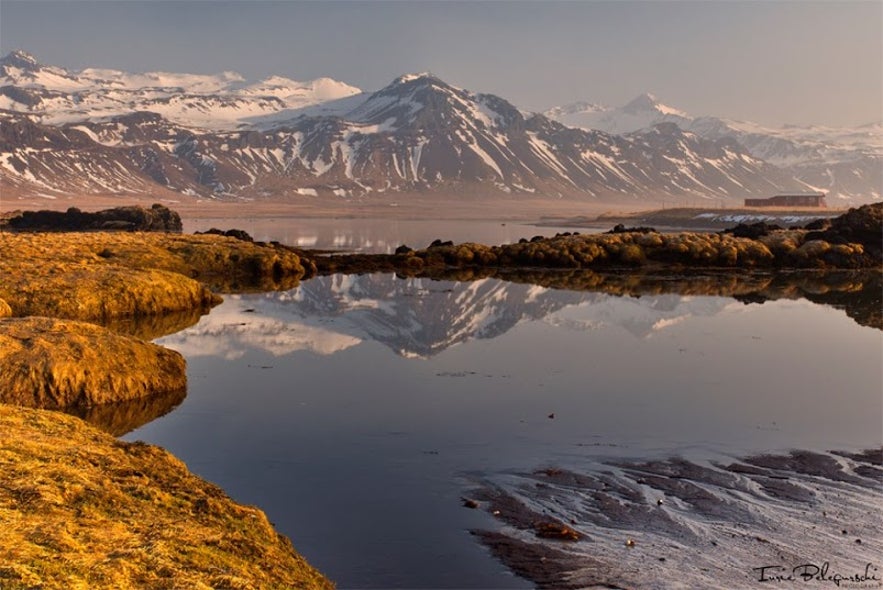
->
[[0, 405, 334, 590], [0, 317, 186, 410]]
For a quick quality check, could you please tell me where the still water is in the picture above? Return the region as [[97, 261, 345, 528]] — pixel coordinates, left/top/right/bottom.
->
[[124, 267, 882, 587], [183, 216, 594, 253]]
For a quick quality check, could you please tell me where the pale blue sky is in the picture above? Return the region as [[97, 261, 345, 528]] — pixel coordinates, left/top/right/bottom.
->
[[1, 0, 880, 127]]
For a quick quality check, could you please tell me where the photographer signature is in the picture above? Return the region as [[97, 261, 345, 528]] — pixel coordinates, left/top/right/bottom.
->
[[754, 562, 880, 587]]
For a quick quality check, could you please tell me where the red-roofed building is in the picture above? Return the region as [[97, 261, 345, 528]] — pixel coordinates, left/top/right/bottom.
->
[[745, 193, 827, 208]]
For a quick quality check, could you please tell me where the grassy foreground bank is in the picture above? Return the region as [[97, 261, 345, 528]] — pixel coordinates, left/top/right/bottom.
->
[[0, 406, 332, 590], [0, 225, 332, 589]]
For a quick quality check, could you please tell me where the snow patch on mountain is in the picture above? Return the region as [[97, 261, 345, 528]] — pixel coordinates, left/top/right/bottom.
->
[[546, 92, 882, 202], [0, 50, 361, 131]]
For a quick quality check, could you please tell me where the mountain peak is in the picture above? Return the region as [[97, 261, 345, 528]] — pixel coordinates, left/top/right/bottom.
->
[[545, 101, 609, 119], [622, 92, 688, 118], [390, 72, 449, 89], [622, 93, 660, 114], [1, 50, 41, 69]]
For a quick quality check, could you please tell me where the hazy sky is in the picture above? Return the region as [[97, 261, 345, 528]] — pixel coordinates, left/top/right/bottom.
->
[[1, 0, 880, 127]]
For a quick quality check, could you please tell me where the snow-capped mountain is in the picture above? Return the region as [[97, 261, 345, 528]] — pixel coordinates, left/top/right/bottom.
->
[[546, 93, 882, 202], [546, 93, 691, 135], [0, 50, 362, 130], [0, 51, 808, 203]]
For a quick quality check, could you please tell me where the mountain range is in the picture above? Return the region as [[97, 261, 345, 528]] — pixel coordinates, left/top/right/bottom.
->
[[545, 94, 882, 204], [1, 50, 878, 205]]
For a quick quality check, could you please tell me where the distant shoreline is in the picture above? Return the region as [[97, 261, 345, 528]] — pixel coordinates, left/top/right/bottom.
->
[[537, 206, 843, 231]]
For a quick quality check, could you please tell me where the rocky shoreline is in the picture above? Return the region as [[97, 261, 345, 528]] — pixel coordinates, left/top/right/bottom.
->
[[0, 202, 879, 588], [312, 203, 881, 276], [0, 207, 332, 589]]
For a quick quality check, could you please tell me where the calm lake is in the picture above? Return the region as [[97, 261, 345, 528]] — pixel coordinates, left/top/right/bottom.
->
[[125, 219, 882, 589]]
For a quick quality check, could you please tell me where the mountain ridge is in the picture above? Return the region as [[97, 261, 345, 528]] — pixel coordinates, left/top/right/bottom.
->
[[1, 51, 864, 205], [545, 93, 881, 202]]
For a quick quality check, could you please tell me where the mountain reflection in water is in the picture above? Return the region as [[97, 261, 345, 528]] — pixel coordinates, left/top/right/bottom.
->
[[137, 270, 881, 589], [159, 271, 881, 362]]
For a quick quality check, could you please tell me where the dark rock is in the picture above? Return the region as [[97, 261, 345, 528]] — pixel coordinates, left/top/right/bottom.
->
[[195, 228, 254, 242], [395, 244, 414, 255], [825, 203, 882, 253], [804, 218, 832, 231], [428, 239, 453, 248], [7, 204, 182, 233], [796, 204, 883, 262], [606, 224, 656, 234], [722, 222, 783, 239]]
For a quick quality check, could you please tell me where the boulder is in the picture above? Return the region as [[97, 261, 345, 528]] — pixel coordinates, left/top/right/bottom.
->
[[723, 221, 783, 239], [821, 203, 882, 254], [196, 227, 254, 242], [0, 317, 186, 409]]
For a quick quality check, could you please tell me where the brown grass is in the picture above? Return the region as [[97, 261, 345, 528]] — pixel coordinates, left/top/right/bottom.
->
[[0, 405, 334, 590], [0, 317, 186, 410], [0, 229, 334, 588], [0, 232, 309, 324]]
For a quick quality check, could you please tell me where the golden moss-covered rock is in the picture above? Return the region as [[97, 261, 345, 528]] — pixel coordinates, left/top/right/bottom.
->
[[0, 299, 11, 318], [0, 232, 309, 323], [0, 317, 186, 410], [0, 405, 334, 590], [1, 263, 220, 322]]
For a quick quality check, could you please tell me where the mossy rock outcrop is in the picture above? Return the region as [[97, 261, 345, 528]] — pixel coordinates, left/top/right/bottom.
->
[[0, 231, 309, 323], [0, 405, 334, 590], [314, 204, 882, 275], [0, 317, 186, 410]]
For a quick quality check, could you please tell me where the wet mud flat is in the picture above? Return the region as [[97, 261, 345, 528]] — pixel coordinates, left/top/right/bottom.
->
[[466, 448, 882, 589]]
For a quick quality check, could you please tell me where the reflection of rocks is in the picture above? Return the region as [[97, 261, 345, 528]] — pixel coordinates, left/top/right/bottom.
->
[[470, 448, 883, 590], [102, 307, 207, 341], [0, 317, 186, 409], [731, 271, 882, 330], [65, 386, 187, 436], [440, 268, 882, 331]]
